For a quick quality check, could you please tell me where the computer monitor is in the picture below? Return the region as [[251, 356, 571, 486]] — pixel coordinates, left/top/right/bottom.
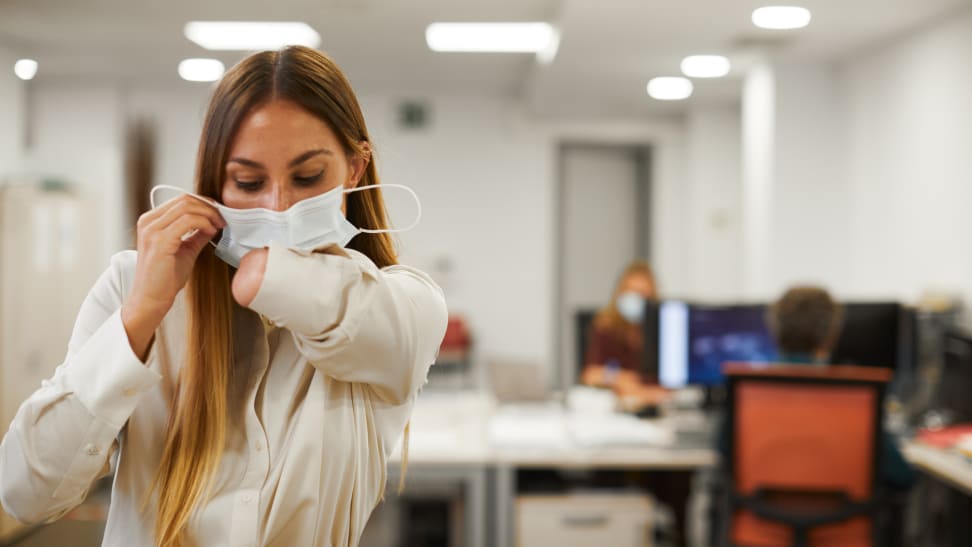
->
[[575, 308, 598, 378], [830, 302, 903, 369], [659, 301, 777, 387], [574, 302, 660, 382], [934, 329, 972, 422]]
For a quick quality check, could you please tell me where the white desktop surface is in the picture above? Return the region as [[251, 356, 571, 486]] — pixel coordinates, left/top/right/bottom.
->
[[903, 440, 972, 497], [391, 391, 718, 469]]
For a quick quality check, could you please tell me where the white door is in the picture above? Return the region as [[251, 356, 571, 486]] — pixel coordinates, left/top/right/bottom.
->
[[558, 144, 650, 388]]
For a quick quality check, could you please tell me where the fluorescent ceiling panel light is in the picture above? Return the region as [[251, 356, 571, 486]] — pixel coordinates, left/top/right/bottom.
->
[[752, 6, 812, 30], [647, 77, 693, 100], [14, 59, 38, 80], [178, 58, 225, 82], [426, 22, 555, 53], [535, 26, 561, 64], [680, 55, 731, 78], [184, 21, 321, 51]]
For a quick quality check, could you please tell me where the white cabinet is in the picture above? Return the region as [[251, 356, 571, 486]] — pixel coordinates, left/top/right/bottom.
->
[[0, 185, 99, 540], [516, 493, 654, 547]]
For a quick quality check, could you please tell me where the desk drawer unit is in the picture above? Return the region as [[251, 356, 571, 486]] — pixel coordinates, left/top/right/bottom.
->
[[516, 493, 653, 547]]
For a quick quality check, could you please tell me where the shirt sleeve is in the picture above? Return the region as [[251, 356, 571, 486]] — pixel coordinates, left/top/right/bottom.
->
[[248, 242, 448, 405], [585, 323, 607, 367], [0, 252, 162, 525]]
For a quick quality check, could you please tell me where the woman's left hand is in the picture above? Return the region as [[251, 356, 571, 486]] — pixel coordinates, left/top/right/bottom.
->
[[232, 248, 269, 307]]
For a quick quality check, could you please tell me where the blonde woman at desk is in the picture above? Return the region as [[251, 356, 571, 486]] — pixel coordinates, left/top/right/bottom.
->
[[0, 46, 447, 547], [581, 260, 669, 409]]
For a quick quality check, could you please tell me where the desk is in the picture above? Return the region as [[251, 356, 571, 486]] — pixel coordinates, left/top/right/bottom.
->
[[902, 441, 972, 496], [902, 440, 972, 547], [387, 392, 718, 547]]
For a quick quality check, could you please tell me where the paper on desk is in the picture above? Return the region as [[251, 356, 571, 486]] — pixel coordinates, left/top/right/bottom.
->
[[487, 406, 677, 449], [568, 414, 677, 448], [487, 408, 570, 449]]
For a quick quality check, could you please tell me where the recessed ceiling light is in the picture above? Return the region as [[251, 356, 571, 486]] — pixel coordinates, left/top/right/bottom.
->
[[752, 6, 812, 30], [426, 22, 556, 53], [680, 55, 731, 78], [184, 21, 321, 51], [647, 77, 693, 101], [178, 58, 225, 82], [14, 59, 38, 81]]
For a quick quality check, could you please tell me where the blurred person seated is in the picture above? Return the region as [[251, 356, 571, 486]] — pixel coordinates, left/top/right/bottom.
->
[[580, 260, 669, 410], [718, 286, 915, 491]]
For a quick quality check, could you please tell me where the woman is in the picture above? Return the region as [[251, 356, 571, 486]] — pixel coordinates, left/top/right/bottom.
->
[[581, 260, 666, 406], [0, 46, 447, 547]]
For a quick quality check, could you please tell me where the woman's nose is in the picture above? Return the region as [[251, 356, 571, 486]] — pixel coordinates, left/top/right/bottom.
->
[[267, 185, 292, 212]]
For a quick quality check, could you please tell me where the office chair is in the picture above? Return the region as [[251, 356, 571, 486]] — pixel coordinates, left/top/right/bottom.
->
[[723, 363, 892, 547]]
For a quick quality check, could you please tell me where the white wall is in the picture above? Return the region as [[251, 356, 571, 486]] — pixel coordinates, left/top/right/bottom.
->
[[770, 63, 851, 296], [124, 85, 210, 192], [683, 104, 742, 301], [0, 47, 24, 177], [360, 95, 555, 370], [842, 8, 972, 314], [740, 62, 775, 300], [23, 81, 125, 264]]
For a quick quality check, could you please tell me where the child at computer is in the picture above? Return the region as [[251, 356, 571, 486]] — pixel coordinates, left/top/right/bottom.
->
[[718, 286, 915, 489]]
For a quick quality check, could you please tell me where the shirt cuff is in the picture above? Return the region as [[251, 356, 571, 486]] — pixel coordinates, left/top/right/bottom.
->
[[60, 309, 162, 428]]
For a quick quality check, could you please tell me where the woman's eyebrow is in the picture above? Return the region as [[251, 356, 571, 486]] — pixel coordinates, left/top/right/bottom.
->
[[288, 149, 333, 167], [227, 148, 334, 169]]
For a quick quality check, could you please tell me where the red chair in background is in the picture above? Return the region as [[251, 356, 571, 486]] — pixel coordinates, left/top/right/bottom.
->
[[723, 363, 892, 547], [434, 315, 473, 388]]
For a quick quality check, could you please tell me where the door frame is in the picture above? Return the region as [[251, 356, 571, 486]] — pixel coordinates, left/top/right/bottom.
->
[[553, 141, 654, 392]]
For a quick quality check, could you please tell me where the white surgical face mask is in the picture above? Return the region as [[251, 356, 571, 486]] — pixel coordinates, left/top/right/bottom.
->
[[616, 291, 646, 324], [150, 183, 421, 268]]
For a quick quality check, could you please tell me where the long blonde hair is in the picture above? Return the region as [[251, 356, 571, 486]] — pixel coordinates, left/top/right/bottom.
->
[[150, 46, 399, 546]]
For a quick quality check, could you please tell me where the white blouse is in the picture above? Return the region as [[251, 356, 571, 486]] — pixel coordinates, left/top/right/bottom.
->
[[0, 242, 448, 547]]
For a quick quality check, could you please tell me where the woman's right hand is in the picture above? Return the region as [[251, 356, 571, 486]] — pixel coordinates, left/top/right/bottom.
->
[[121, 195, 225, 360]]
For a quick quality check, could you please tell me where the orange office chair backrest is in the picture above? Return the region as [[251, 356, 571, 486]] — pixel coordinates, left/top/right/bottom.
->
[[724, 363, 892, 547]]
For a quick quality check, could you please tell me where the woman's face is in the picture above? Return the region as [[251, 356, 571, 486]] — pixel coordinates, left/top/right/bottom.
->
[[619, 272, 656, 300], [221, 99, 368, 212]]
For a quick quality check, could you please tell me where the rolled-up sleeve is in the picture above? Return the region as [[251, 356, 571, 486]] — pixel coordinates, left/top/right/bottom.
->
[[0, 252, 161, 525], [248, 242, 448, 404]]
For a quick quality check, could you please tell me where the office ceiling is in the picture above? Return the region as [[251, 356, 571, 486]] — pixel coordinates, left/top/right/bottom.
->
[[0, 0, 968, 117]]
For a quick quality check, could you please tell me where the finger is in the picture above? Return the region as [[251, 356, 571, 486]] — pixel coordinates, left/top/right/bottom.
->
[[183, 225, 219, 256], [157, 196, 224, 229], [153, 215, 221, 253], [146, 196, 224, 235]]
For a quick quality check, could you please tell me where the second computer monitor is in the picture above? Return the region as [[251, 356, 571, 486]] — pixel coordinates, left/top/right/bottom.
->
[[830, 302, 904, 369], [659, 301, 777, 387]]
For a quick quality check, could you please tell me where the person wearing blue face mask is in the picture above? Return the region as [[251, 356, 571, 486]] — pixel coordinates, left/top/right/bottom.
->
[[0, 46, 447, 547], [581, 260, 669, 407]]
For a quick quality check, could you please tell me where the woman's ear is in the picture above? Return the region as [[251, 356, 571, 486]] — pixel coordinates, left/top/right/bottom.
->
[[346, 141, 372, 189]]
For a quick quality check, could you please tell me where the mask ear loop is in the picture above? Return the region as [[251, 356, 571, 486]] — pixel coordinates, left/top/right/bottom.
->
[[149, 184, 223, 248], [345, 184, 422, 234], [150, 184, 194, 210]]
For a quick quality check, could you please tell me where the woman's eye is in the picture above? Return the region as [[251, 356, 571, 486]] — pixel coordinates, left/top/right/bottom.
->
[[294, 171, 324, 187], [234, 179, 264, 192]]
